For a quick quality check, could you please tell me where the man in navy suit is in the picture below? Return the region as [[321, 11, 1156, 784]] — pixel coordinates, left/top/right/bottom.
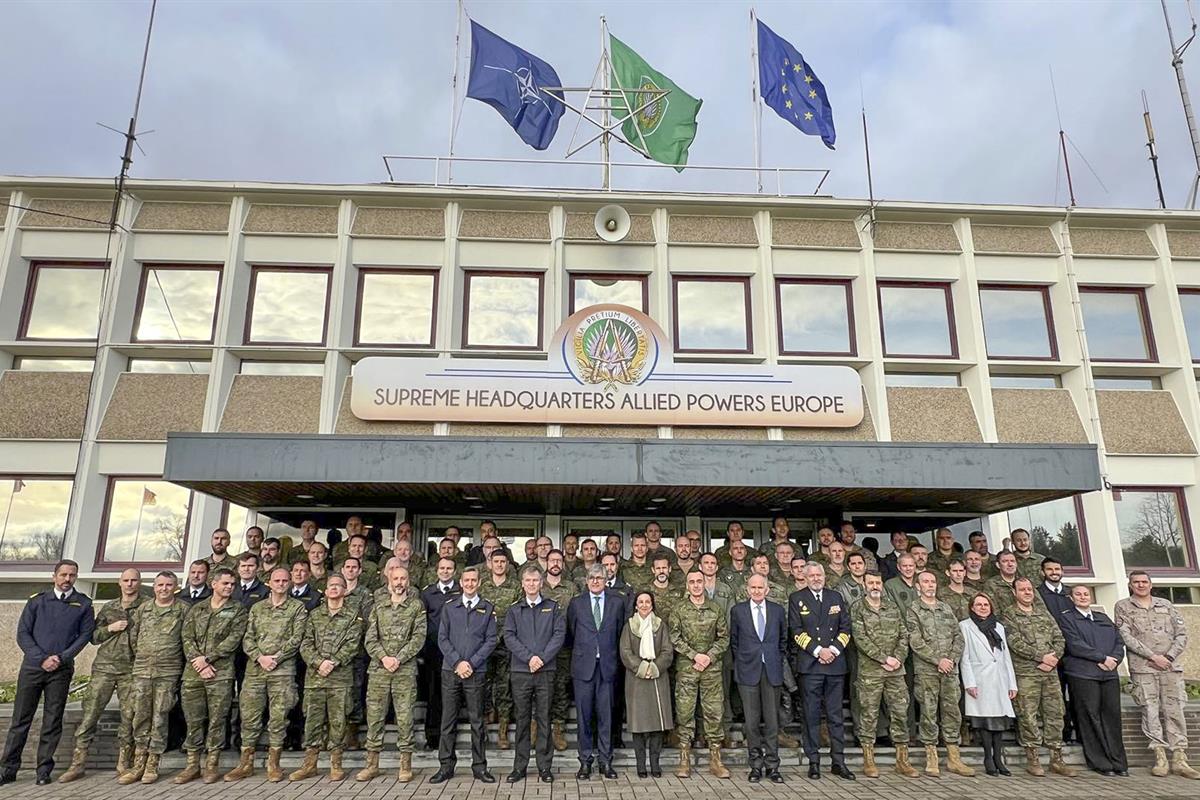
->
[[731, 575, 787, 784], [790, 563, 855, 781], [566, 565, 624, 780], [1037, 557, 1076, 742]]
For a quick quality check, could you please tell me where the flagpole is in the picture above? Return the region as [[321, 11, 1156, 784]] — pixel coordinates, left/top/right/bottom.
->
[[131, 483, 148, 562], [750, 8, 762, 193], [600, 16, 611, 190], [0, 481, 17, 555], [446, 0, 464, 185]]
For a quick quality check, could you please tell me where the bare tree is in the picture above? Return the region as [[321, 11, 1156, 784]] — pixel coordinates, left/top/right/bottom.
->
[[151, 513, 186, 563], [1130, 493, 1183, 567]]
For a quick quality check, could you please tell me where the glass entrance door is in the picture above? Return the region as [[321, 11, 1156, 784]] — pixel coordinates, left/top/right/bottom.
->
[[562, 518, 684, 557]]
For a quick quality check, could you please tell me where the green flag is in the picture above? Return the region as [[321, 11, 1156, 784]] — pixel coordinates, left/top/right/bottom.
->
[[609, 34, 702, 171]]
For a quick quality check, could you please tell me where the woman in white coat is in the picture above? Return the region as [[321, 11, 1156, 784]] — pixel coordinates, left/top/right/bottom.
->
[[959, 593, 1018, 777]]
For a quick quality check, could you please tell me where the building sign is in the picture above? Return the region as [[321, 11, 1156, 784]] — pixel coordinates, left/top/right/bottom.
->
[[352, 304, 863, 427]]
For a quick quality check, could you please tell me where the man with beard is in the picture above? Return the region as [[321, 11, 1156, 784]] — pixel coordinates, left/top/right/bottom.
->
[[419, 557, 460, 752], [285, 519, 321, 567], [1010, 529, 1046, 582], [179, 560, 212, 605], [203, 528, 236, 572], [256, 538, 283, 582], [674, 534, 698, 577], [925, 528, 960, 576], [838, 523, 877, 572], [480, 549, 521, 749], [571, 538, 600, 586], [968, 531, 997, 578], [541, 549, 578, 751], [643, 521, 677, 568], [239, 526, 265, 562]]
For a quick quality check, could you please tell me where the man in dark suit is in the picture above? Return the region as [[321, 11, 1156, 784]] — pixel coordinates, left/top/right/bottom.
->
[[420, 557, 460, 752], [790, 562, 854, 781], [431, 566, 498, 784], [731, 575, 787, 784], [287, 561, 323, 611], [566, 565, 624, 780], [178, 560, 212, 605], [1037, 557, 1076, 742], [599, 552, 633, 747], [1059, 585, 1128, 777]]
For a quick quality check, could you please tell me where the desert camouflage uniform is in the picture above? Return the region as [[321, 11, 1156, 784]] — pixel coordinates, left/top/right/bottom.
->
[[1115, 596, 1191, 751]]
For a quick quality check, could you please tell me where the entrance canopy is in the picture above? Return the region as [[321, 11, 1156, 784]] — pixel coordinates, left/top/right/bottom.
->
[[164, 434, 1101, 517]]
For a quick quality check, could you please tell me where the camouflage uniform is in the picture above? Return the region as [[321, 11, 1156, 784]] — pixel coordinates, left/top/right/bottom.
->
[[645, 544, 678, 568], [363, 590, 426, 754], [285, 543, 320, 568], [180, 600, 248, 754], [717, 566, 752, 600], [240, 597, 307, 748], [963, 574, 987, 593], [647, 581, 685, 626], [1002, 603, 1066, 747], [836, 575, 869, 608], [925, 550, 960, 578], [74, 594, 145, 751], [714, 542, 760, 569], [906, 598, 964, 746], [851, 599, 911, 743], [479, 573, 521, 720], [1013, 551, 1046, 583], [343, 583, 374, 729], [765, 579, 791, 608], [541, 578, 578, 728], [619, 559, 653, 592], [299, 603, 365, 749], [203, 553, 237, 572], [981, 575, 1019, 615], [129, 601, 187, 754], [937, 585, 972, 622], [1114, 596, 1191, 751], [255, 561, 285, 584], [668, 598, 729, 747], [568, 561, 599, 588], [883, 577, 918, 619]]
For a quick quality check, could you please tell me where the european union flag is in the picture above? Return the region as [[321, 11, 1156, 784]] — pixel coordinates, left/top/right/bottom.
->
[[756, 19, 835, 150], [467, 21, 564, 151]]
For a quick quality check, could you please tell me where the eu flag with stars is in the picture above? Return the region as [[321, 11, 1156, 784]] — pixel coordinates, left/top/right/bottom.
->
[[467, 21, 564, 150], [756, 19, 835, 150]]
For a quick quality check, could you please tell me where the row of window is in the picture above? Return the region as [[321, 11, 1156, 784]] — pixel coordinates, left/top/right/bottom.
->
[[10, 261, 1178, 361]]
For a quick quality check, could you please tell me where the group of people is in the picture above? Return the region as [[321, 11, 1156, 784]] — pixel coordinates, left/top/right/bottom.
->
[[0, 515, 1196, 787]]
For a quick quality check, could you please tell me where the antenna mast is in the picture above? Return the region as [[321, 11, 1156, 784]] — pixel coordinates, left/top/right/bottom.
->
[[1143, 90, 1168, 209], [1050, 67, 1077, 207], [1163, 0, 1200, 208]]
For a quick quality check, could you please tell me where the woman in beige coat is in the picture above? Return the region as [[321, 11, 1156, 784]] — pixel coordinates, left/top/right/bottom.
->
[[619, 591, 674, 778]]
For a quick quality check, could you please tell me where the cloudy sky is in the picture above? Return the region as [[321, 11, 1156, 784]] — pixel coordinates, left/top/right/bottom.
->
[[2, 0, 1198, 209]]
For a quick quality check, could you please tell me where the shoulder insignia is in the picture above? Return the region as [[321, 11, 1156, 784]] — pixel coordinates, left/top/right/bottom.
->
[[29, 592, 39, 599]]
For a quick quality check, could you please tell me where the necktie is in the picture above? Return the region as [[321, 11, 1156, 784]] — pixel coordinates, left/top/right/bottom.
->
[[292, 589, 301, 597], [815, 591, 822, 604], [192, 590, 199, 599], [593, 595, 602, 628], [466, 599, 474, 611], [755, 603, 765, 641], [441, 585, 448, 594]]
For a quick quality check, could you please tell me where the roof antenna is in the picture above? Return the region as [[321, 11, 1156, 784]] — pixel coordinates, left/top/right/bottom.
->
[[1162, 0, 1200, 208], [1143, 90, 1168, 209], [1050, 66, 1076, 207]]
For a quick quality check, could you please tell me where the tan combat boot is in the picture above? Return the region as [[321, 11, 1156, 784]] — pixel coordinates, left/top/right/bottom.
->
[[356, 750, 380, 782], [1172, 749, 1200, 780], [172, 750, 201, 784], [778, 731, 800, 748], [140, 753, 161, 784], [945, 744, 975, 777], [1025, 746, 1045, 777], [497, 715, 511, 750], [1048, 746, 1077, 777], [398, 752, 414, 783], [552, 721, 567, 751], [708, 746, 731, 779], [223, 747, 255, 782], [117, 750, 147, 784], [343, 724, 361, 751], [894, 743, 920, 777], [861, 743, 879, 778], [58, 747, 88, 783], [329, 748, 346, 781], [289, 747, 320, 781], [266, 748, 284, 782], [531, 718, 538, 743], [202, 751, 221, 784], [1151, 746, 1170, 777], [675, 745, 691, 778], [924, 745, 941, 777], [115, 744, 133, 776]]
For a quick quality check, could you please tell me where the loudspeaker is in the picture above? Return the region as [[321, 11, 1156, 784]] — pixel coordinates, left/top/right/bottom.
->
[[594, 204, 631, 242]]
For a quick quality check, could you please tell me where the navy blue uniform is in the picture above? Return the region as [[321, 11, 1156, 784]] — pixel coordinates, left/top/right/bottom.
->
[[789, 587, 851, 768], [436, 595, 498, 775], [2, 588, 95, 780], [420, 580, 461, 747], [505, 597, 566, 775]]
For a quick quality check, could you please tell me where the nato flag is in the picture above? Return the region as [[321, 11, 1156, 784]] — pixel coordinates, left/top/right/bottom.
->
[[466, 21, 564, 150], [757, 19, 835, 149]]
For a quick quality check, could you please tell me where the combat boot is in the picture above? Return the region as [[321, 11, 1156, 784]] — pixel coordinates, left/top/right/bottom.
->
[[708, 746, 730, 779], [329, 748, 346, 781], [202, 751, 221, 784], [289, 747, 320, 781], [140, 753, 161, 784], [398, 752, 414, 783], [115, 744, 133, 776], [945, 744, 975, 777], [1048, 746, 1077, 776], [356, 750, 380, 782], [894, 743, 920, 777], [552, 721, 567, 751], [343, 723, 361, 751], [778, 731, 800, 748], [861, 744, 879, 778], [1024, 746, 1045, 777], [266, 748, 284, 782], [675, 745, 691, 778], [497, 715, 511, 750], [58, 747, 88, 783], [1172, 749, 1200, 779], [1151, 746, 1170, 776], [117, 750, 147, 784], [172, 750, 201, 784], [223, 747, 255, 782], [924, 745, 941, 777]]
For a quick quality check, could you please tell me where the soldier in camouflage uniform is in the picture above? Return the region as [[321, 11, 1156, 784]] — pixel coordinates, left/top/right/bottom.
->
[[59, 568, 144, 783], [759, 516, 791, 561], [809, 526, 837, 565], [174, 567, 248, 784], [968, 531, 998, 579], [937, 559, 972, 621], [542, 549, 578, 751], [256, 538, 284, 584], [884, 554, 918, 618], [963, 550, 988, 592], [203, 528, 236, 572], [836, 552, 869, 607], [751, 554, 791, 607], [839, 522, 879, 573], [982, 551, 1021, 615], [1003, 577, 1077, 777], [570, 539, 601, 587], [1010, 529, 1046, 583], [290, 574, 364, 782], [119, 571, 186, 786], [717, 540, 753, 598], [480, 549, 521, 748], [697, 552, 737, 744], [669, 570, 730, 778], [342, 535, 381, 591], [850, 572, 919, 778], [380, 537, 426, 593], [229, 567, 307, 783], [906, 571, 973, 777], [714, 521, 760, 569], [620, 532, 654, 592], [338, 555, 373, 749], [768, 541, 794, 586], [357, 566, 426, 783], [284, 519, 321, 568], [925, 528, 961, 578], [643, 522, 677, 569]]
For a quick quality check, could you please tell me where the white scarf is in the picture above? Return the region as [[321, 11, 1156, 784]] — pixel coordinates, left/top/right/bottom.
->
[[629, 612, 659, 661]]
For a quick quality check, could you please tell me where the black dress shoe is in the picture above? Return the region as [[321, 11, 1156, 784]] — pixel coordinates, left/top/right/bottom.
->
[[429, 769, 454, 784], [996, 765, 1011, 777], [651, 768, 662, 778], [1097, 769, 1115, 777], [507, 770, 526, 783], [808, 763, 821, 779], [767, 770, 785, 784], [576, 761, 593, 780], [474, 770, 496, 783], [34, 776, 51, 786], [748, 768, 763, 783], [637, 769, 648, 779], [612, 737, 625, 749], [1114, 769, 1129, 777], [539, 771, 554, 783], [602, 763, 618, 780], [832, 762, 856, 781]]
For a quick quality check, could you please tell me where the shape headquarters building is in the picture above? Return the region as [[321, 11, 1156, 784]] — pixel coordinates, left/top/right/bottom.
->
[[1, 174, 1199, 677]]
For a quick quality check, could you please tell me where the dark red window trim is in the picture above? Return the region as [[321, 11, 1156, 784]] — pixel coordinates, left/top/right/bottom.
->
[[1110, 485, 1199, 577], [671, 275, 754, 355], [131, 263, 223, 344], [17, 261, 109, 342], [877, 280, 959, 359], [352, 267, 439, 348], [568, 273, 650, 315], [1077, 286, 1158, 364], [0, 473, 73, 569], [243, 265, 333, 346], [774, 277, 856, 357], [94, 475, 194, 572], [1177, 288, 1200, 364], [977, 283, 1059, 361], [461, 270, 545, 351]]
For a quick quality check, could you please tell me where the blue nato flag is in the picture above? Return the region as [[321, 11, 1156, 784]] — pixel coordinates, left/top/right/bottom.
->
[[466, 21, 565, 151], [756, 19, 836, 150]]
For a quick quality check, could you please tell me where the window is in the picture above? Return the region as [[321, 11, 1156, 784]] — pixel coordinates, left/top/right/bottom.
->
[[1078, 287, 1156, 362], [13, 357, 94, 372], [569, 273, 648, 314], [884, 372, 959, 387], [355, 269, 438, 347], [0, 477, 71, 563], [672, 276, 753, 353], [245, 267, 332, 345], [132, 265, 221, 343], [462, 271, 544, 349], [877, 281, 957, 358], [990, 374, 1061, 389], [978, 285, 1057, 360], [128, 359, 211, 374], [1179, 290, 1200, 361], [98, 478, 193, 566], [19, 262, 107, 340], [1093, 376, 1161, 390], [1113, 487, 1197, 572], [240, 361, 324, 376], [1007, 495, 1089, 572], [776, 279, 855, 356]]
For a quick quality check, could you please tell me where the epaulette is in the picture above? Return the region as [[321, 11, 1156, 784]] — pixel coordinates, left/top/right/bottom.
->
[[29, 592, 39, 599]]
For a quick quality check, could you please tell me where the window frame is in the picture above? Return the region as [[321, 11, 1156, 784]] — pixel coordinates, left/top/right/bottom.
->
[[671, 274, 754, 355], [460, 269, 546, 351], [131, 263, 223, 344], [774, 277, 856, 357], [1177, 288, 1200, 363], [243, 265, 333, 346], [95, 475, 195, 571], [876, 280, 959, 359], [17, 261, 109, 342], [1111, 485, 1199, 577], [1007, 495, 1093, 577], [0, 473, 73, 569], [1077, 286, 1158, 364], [977, 283, 1059, 361], [352, 267, 440, 348], [568, 272, 650, 315]]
